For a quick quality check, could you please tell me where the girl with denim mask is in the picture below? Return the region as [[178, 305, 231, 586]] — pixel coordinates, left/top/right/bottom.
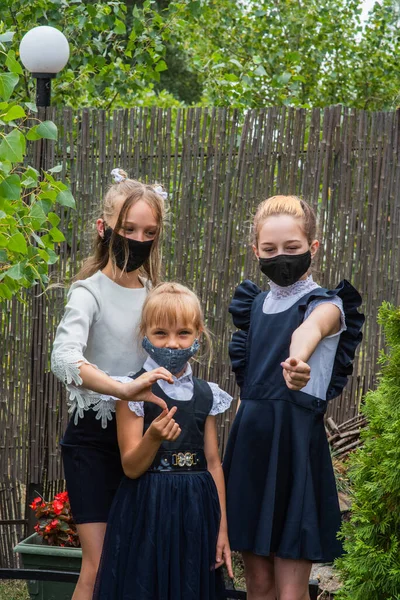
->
[[93, 282, 233, 600]]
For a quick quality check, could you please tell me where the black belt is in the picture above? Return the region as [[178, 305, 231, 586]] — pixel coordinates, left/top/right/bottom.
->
[[148, 449, 207, 472]]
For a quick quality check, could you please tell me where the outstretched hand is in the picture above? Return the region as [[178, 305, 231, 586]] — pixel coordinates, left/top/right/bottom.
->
[[280, 357, 311, 391], [118, 367, 173, 409]]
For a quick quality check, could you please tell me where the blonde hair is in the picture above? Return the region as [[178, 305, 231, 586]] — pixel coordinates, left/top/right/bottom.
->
[[140, 282, 212, 357], [74, 170, 166, 286], [253, 195, 317, 246]]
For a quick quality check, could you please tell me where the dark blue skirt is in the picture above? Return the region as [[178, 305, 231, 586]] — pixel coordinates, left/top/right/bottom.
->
[[93, 470, 221, 600], [223, 394, 343, 562]]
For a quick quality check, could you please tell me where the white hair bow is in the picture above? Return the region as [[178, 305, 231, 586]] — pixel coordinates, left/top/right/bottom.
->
[[111, 168, 126, 183], [154, 185, 168, 200]]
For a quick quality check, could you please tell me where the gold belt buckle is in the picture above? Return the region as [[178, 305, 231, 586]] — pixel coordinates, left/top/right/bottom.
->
[[172, 452, 197, 467]]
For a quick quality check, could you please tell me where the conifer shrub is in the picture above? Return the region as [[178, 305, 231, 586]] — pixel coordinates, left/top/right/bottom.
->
[[336, 302, 400, 600]]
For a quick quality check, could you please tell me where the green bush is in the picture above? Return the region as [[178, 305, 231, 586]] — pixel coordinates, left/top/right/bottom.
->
[[336, 302, 400, 600]]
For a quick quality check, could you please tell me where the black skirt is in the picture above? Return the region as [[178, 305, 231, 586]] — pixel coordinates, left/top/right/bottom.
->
[[61, 409, 123, 524]]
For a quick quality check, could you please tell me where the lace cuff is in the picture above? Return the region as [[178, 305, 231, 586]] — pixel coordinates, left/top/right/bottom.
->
[[51, 349, 93, 386], [208, 383, 233, 415], [66, 375, 133, 429]]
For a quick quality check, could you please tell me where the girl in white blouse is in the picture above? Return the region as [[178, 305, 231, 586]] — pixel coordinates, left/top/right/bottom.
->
[[51, 170, 170, 600]]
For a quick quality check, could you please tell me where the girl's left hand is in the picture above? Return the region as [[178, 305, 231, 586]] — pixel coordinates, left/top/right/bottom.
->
[[215, 530, 233, 579], [280, 357, 311, 390]]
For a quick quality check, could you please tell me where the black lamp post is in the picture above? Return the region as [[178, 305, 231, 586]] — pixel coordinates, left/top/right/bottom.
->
[[19, 25, 69, 107], [18, 25, 69, 534], [33, 74, 55, 108]]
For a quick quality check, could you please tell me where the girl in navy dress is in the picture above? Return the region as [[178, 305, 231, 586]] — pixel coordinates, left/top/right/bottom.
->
[[51, 169, 170, 600], [223, 195, 364, 600], [93, 282, 234, 600]]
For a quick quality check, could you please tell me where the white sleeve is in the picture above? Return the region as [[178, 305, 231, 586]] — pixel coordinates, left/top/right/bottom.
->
[[51, 285, 100, 386], [128, 401, 145, 417], [207, 382, 233, 416], [304, 296, 346, 338]]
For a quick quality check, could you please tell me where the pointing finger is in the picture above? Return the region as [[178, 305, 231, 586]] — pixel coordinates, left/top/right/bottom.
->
[[157, 406, 177, 425], [154, 408, 169, 422], [165, 406, 177, 419]]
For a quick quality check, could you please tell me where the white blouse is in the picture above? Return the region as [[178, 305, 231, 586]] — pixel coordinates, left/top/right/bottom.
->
[[51, 270, 148, 427], [263, 276, 346, 400]]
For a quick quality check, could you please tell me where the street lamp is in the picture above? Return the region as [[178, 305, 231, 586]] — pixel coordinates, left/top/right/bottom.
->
[[19, 26, 69, 107], [19, 27, 69, 531]]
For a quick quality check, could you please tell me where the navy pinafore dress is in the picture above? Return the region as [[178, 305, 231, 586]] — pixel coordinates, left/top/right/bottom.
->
[[223, 279, 364, 562], [93, 372, 222, 600]]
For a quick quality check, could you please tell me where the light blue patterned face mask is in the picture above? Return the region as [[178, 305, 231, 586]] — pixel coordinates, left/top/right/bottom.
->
[[142, 337, 200, 375]]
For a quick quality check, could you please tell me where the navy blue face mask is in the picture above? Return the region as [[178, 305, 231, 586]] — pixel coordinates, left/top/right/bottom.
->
[[142, 337, 200, 375]]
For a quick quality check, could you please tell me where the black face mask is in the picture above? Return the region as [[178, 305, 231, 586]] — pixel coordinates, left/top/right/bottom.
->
[[102, 226, 153, 272], [259, 250, 312, 287]]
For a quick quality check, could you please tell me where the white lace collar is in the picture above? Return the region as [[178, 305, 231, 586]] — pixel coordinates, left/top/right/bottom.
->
[[268, 275, 319, 299]]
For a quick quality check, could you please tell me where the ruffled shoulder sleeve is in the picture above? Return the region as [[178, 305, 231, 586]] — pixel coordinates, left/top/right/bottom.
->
[[228, 280, 263, 388], [128, 401, 144, 417], [308, 280, 364, 400], [207, 382, 233, 415], [228, 279, 262, 329]]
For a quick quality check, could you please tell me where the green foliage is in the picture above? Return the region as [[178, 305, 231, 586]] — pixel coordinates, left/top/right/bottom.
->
[[336, 303, 400, 599], [155, 43, 203, 104], [1, 0, 191, 109], [3, 0, 400, 110], [173, 0, 400, 110], [0, 38, 75, 301]]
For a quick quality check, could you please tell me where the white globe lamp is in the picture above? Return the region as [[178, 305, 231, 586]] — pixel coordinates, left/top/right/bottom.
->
[[19, 26, 69, 107]]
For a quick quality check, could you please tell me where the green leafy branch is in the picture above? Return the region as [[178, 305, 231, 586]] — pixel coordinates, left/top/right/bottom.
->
[[0, 36, 75, 301]]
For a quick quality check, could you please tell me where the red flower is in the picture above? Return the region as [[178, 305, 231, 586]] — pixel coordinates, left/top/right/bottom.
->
[[31, 491, 80, 548], [55, 491, 69, 503], [53, 500, 64, 515]]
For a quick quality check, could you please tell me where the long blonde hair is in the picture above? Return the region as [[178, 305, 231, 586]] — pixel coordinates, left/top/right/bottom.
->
[[74, 171, 166, 286]]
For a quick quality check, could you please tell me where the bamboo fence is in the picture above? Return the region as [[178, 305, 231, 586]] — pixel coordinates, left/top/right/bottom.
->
[[1, 106, 399, 567]]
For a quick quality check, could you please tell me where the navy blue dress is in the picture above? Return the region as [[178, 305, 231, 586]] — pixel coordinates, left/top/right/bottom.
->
[[93, 372, 222, 600], [223, 280, 364, 562]]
